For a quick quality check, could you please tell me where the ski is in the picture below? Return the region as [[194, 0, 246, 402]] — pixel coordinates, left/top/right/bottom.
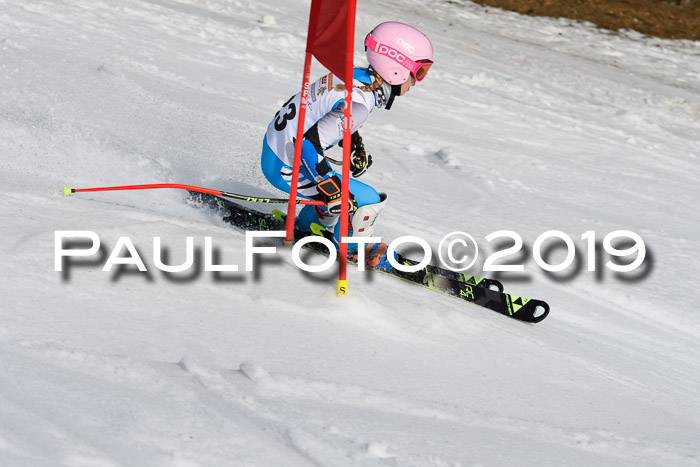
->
[[188, 191, 549, 323], [188, 190, 503, 290], [395, 254, 504, 293]]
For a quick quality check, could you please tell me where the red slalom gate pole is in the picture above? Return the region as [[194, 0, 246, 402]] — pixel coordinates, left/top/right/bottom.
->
[[284, 52, 314, 244], [337, 0, 357, 296], [64, 183, 323, 205]]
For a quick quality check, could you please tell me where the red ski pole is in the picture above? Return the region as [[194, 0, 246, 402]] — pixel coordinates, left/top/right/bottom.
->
[[64, 183, 324, 205]]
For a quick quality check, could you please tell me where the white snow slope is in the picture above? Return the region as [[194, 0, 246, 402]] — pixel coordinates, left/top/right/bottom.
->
[[1, 0, 699, 465]]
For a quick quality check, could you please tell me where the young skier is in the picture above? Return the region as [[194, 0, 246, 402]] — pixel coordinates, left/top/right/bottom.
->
[[260, 21, 433, 266]]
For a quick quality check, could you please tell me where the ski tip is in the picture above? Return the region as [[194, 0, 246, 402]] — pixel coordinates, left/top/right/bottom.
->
[[337, 280, 348, 296], [63, 187, 73, 197]]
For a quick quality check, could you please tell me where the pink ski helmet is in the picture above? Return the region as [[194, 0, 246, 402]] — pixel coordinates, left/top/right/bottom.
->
[[364, 22, 433, 85]]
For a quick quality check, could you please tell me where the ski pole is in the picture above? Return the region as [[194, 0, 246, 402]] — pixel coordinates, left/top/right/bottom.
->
[[63, 183, 324, 205]]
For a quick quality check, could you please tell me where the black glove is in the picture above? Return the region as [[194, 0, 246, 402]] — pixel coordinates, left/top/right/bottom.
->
[[341, 131, 373, 177], [352, 151, 372, 178]]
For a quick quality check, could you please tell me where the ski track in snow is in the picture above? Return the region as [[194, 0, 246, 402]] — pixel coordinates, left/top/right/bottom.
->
[[1, 0, 699, 465]]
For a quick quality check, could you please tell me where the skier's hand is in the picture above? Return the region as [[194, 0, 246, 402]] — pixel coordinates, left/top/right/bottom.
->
[[340, 131, 372, 177], [352, 151, 372, 178], [349, 132, 372, 177]]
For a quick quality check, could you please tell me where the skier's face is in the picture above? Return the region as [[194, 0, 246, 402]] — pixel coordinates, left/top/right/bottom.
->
[[400, 74, 416, 96]]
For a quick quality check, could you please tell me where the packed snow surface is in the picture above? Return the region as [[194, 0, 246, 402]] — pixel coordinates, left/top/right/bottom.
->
[[1, 0, 699, 465]]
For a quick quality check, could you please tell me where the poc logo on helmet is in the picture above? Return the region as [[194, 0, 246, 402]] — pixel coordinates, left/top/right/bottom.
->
[[396, 37, 415, 53], [375, 44, 407, 63]]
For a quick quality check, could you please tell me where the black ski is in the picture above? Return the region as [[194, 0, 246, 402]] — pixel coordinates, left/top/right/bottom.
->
[[188, 191, 549, 323]]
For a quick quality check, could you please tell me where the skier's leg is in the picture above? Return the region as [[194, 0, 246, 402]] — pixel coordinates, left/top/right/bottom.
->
[[261, 138, 318, 195], [329, 181, 395, 270], [328, 179, 383, 242], [261, 136, 391, 269], [260, 137, 292, 194], [261, 137, 335, 233]]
